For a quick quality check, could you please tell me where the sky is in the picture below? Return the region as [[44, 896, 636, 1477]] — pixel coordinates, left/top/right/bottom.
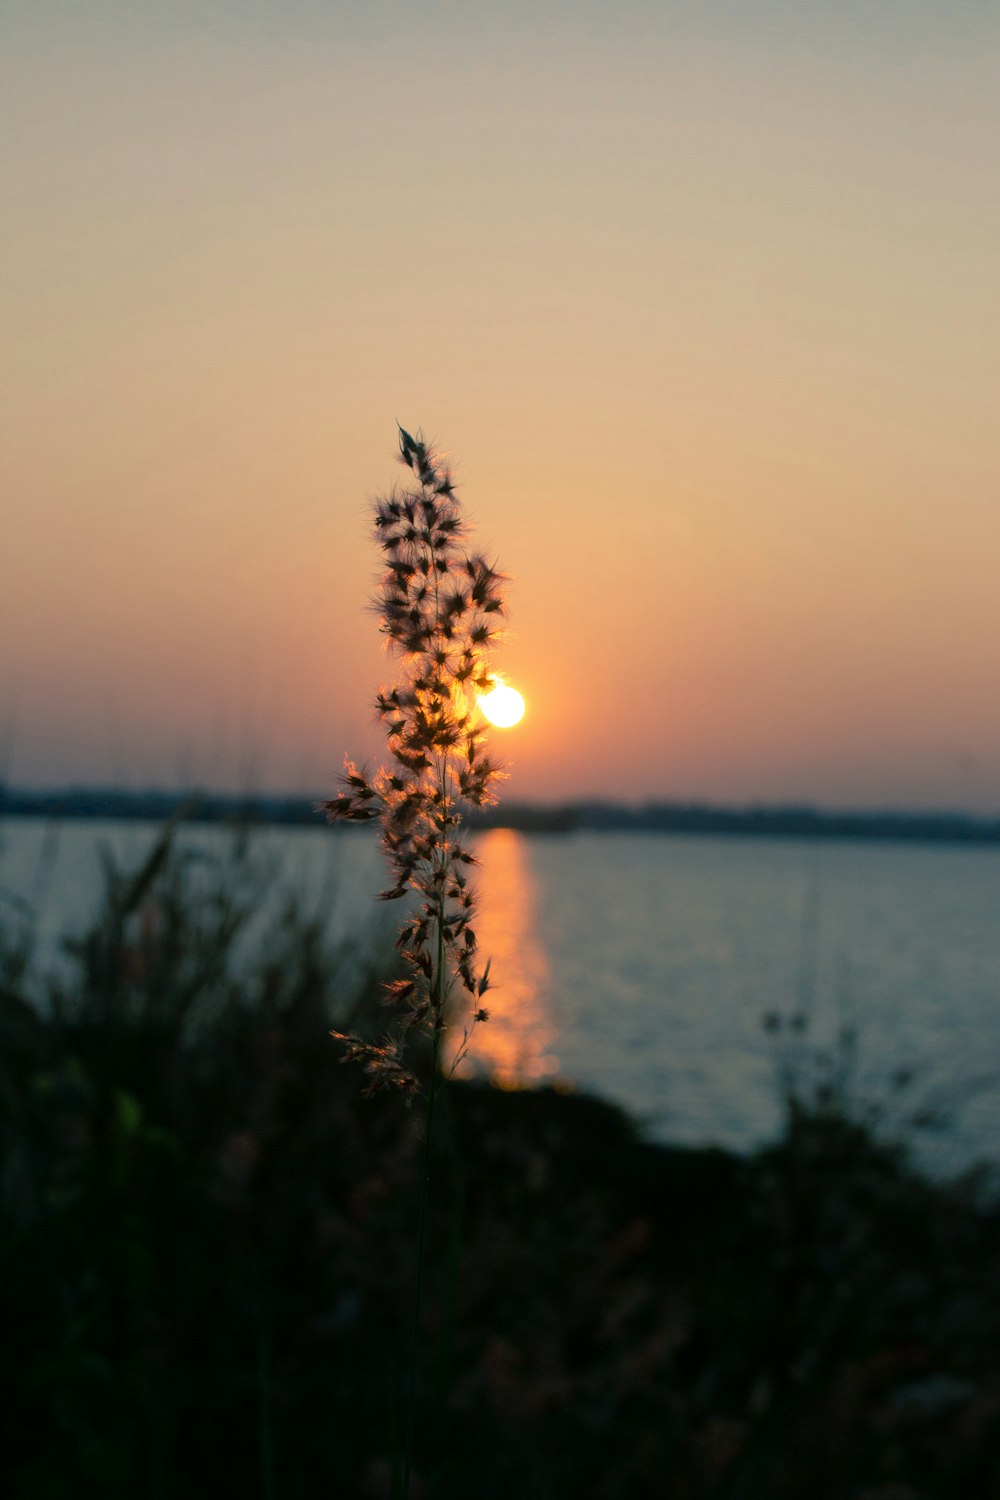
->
[[2, 0, 999, 811]]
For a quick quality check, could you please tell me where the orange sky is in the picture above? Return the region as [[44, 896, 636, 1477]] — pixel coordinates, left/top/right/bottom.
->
[[3, 2, 1000, 810]]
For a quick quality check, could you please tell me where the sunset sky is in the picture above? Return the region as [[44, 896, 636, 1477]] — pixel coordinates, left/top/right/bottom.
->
[[3, 1, 999, 811]]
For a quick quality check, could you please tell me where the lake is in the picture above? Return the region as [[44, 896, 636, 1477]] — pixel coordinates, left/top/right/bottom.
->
[[2, 816, 998, 1175]]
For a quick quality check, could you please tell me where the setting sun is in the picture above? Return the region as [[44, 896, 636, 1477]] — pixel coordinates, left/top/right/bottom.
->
[[478, 681, 526, 729]]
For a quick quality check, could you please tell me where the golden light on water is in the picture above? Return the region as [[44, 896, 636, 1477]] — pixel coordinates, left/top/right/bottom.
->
[[447, 829, 557, 1089], [477, 680, 525, 729]]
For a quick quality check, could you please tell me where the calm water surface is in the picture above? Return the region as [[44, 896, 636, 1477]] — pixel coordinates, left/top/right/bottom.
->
[[3, 818, 998, 1174]]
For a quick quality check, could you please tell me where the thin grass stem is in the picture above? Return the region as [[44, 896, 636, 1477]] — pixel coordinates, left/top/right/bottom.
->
[[401, 1030, 441, 1499]]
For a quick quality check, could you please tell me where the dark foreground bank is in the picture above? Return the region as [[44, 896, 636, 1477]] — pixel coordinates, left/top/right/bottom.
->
[[1, 829, 998, 1499]]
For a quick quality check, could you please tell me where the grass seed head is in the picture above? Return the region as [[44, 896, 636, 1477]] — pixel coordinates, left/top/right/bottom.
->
[[322, 428, 510, 1095]]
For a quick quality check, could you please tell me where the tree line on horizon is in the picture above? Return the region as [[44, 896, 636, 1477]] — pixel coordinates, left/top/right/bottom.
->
[[2, 785, 1000, 843]]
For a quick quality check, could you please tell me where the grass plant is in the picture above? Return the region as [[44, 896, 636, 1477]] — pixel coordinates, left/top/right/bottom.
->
[[319, 426, 511, 1495], [0, 819, 396, 1498], [320, 425, 508, 1091]]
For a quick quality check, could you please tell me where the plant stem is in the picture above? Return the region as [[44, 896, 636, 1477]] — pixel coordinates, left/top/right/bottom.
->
[[428, 1083, 466, 1498], [256, 1312, 276, 1500], [400, 512, 458, 1493], [401, 1026, 441, 1499]]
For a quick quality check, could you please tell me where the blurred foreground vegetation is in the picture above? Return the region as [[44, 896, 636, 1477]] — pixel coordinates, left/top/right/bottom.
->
[[1, 825, 998, 1498]]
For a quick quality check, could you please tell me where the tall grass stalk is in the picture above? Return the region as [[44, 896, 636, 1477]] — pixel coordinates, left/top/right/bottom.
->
[[321, 426, 510, 1494]]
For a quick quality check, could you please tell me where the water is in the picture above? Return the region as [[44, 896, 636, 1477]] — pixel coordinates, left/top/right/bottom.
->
[[468, 830, 1000, 1177], [0, 816, 393, 964], [3, 817, 998, 1175]]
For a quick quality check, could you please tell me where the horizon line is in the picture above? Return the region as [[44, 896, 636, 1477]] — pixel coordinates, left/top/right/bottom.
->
[[2, 783, 1000, 834]]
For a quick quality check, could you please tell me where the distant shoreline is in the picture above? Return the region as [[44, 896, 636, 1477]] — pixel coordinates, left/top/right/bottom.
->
[[3, 786, 1000, 846]]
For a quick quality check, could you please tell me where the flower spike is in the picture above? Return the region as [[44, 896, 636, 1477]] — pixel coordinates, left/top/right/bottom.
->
[[321, 428, 510, 1094]]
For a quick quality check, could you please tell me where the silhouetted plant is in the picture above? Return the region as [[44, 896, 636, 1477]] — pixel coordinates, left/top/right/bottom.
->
[[319, 426, 511, 1498], [320, 426, 509, 1094]]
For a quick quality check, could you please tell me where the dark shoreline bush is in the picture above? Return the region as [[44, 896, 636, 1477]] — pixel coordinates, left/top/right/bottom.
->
[[2, 831, 998, 1498]]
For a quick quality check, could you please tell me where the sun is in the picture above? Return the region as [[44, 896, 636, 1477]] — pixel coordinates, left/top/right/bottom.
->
[[477, 679, 525, 729]]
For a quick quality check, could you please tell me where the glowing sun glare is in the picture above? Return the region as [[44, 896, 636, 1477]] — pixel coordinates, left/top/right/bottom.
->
[[478, 681, 525, 729]]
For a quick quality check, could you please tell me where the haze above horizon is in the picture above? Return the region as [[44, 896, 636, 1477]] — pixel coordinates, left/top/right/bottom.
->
[[3, 1, 999, 813]]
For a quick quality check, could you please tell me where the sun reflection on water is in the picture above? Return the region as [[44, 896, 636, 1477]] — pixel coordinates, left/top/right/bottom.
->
[[448, 828, 557, 1088]]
